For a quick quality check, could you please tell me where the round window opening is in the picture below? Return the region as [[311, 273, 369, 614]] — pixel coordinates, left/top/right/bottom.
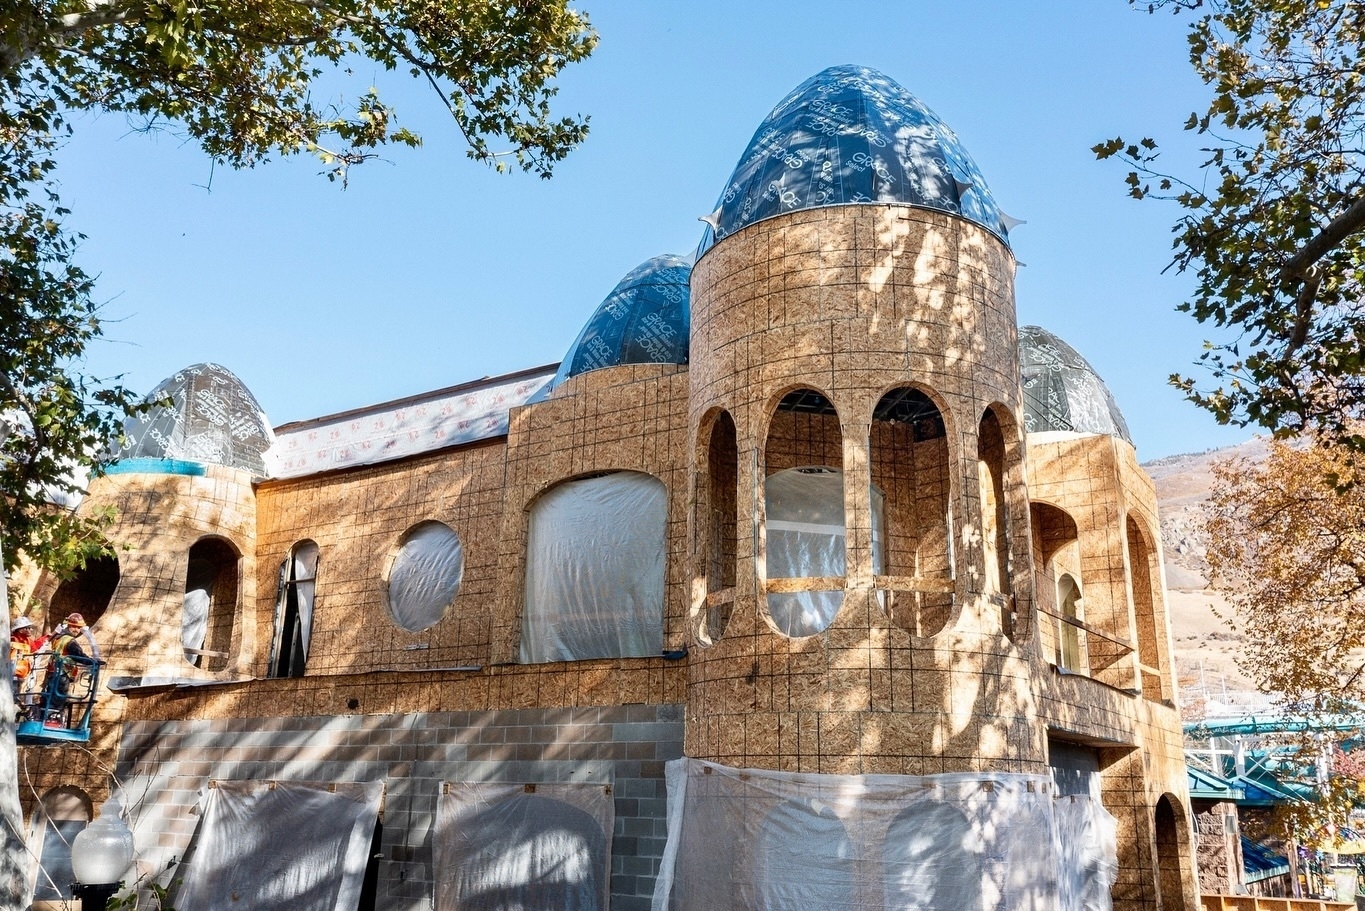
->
[[385, 521, 464, 633]]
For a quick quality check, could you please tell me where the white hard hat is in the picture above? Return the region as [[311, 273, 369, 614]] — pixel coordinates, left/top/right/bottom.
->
[[11, 617, 33, 632]]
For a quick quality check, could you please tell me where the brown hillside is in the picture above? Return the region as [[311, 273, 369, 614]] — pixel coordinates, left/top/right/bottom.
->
[[1141, 438, 1270, 700]]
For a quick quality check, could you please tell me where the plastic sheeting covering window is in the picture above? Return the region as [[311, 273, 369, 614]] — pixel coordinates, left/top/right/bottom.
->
[[175, 780, 382, 911], [116, 363, 274, 473], [1018, 326, 1132, 443], [521, 471, 666, 663], [699, 65, 1010, 256], [653, 758, 1118, 911], [385, 522, 464, 633], [551, 255, 691, 388], [435, 782, 613, 911], [764, 469, 883, 637], [272, 541, 319, 677]]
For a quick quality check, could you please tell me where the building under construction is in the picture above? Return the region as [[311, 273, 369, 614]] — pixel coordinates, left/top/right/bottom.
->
[[14, 65, 1194, 911]]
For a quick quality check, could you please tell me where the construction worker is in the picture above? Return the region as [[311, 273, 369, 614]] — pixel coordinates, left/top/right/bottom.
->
[[39, 615, 95, 728], [50, 612, 99, 659], [9, 616, 46, 699]]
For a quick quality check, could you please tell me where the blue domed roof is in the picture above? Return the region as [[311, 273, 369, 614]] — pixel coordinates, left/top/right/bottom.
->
[[551, 255, 691, 386], [1019, 326, 1131, 443], [699, 65, 1011, 255], [115, 363, 274, 473]]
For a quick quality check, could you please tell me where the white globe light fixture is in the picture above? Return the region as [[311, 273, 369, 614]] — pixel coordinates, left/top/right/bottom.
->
[[71, 797, 134, 909]]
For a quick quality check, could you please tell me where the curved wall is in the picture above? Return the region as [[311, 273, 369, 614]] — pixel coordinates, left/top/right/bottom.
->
[[684, 203, 1039, 774]]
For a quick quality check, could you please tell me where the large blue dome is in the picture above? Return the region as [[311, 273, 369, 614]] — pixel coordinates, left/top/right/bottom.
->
[[552, 255, 692, 386], [699, 65, 1010, 255]]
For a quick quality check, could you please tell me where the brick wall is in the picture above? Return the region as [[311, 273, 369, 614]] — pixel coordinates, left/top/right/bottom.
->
[[114, 704, 683, 911]]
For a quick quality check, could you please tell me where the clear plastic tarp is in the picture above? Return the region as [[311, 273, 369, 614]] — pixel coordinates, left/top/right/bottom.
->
[[1018, 326, 1132, 443], [521, 471, 666, 663], [654, 758, 1118, 911], [180, 586, 209, 663], [435, 782, 614, 911], [116, 363, 274, 473], [175, 780, 382, 911], [290, 542, 319, 660], [385, 522, 464, 633], [764, 469, 883, 637], [551, 255, 691, 388], [1054, 796, 1120, 911], [699, 65, 1010, 256]]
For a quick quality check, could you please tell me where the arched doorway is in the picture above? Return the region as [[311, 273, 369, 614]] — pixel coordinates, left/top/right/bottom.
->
[[1155, 794, 1190, 911]]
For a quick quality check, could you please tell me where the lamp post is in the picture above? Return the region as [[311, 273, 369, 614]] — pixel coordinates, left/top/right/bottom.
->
[[70, 798, 134, 910]]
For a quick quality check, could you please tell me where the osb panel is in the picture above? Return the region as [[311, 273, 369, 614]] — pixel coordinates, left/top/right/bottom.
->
[[46, 467, 259, 684], [255, 438, 509, 675], [491, 365, 691, 663]]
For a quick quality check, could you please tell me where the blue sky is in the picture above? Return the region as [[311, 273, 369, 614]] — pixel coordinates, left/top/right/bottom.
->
[[58, 0, 1253, 460]]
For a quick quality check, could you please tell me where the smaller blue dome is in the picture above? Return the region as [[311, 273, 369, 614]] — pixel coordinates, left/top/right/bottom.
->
[[115, 363, 274, 473], [1019, 326, 1131, 443], [552, 255, 691, 386], [699, 65, 1010, 255]]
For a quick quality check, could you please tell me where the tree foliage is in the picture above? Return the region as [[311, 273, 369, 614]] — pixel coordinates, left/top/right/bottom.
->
[[1207, 438, 1365, 710], [0, 1, 596, 575], [1206, 437, 1365, 840], [1096, 1, 1365, 445]]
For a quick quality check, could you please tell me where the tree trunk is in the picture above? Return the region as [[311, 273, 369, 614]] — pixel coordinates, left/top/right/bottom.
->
[[0, 554, 28, 911]]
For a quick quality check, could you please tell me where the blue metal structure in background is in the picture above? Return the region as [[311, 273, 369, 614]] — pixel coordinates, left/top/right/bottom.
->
[[15, 653, 103, 745], [698, 64, 1012, 255]]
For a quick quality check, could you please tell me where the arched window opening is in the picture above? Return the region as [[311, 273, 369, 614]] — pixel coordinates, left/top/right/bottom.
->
[[1127, 515, 1165, 701], [385, 522, 464, 634], [753, 799, 856, 911], [977, 408, 1012, 634], [1155, 796, 1190, 911], [1056, 574, 1087, 673], [521, 471, 666, 663], [31, 787, 91, 903], [870, 386, 953, 637], [48, 554, 120, 630], [1032, 502, 1081, 671], [700, 410, 738, 645], [883, 801, 982, 909], [270, 540, 320, 678], [183, 538, 238, 671], [762, 389, 851, 638]]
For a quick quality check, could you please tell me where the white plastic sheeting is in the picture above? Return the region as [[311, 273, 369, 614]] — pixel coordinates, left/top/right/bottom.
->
[[271, 541, 319, 676], [180, 587, 209, 663], [764, 469, 883, 637], [435, 782, 613, 911], [386, 522, 464, 632], [176, 780, 382, 911], [266, 367, 554, 479], [291, 542, 319, 659], [1054, 796, 1119, 911], [653, 758, 1118, 911], [181, 549, 222, 663], [521, 472, 666, 663]]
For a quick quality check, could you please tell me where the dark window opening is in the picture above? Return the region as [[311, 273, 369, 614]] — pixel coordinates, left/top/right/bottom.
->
[[183, 538, 238, 671], [701, 411, 738, 644], [871, 386, 952, 637], [270, 541, 319, 678], [48, 554, 119, 630]]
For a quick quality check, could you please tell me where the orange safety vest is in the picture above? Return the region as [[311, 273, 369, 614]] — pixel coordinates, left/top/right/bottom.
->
[[9, 639, 32, 679]]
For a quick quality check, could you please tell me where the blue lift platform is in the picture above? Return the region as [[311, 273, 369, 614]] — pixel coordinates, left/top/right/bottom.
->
[[15, 653, 103, 746]]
